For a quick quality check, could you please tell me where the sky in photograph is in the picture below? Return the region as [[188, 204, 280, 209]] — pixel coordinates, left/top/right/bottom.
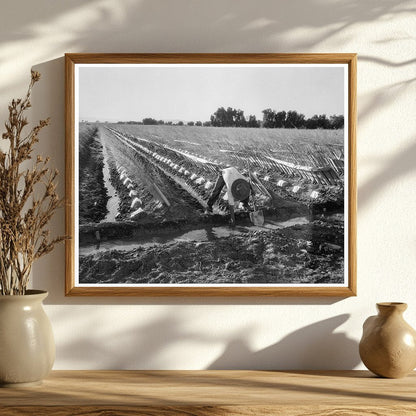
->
[[78, 64, 345, 122]]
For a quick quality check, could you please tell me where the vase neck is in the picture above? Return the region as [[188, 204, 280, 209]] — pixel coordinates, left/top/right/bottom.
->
[[377, 302, 407, 316], [0, 290, 48, 304]]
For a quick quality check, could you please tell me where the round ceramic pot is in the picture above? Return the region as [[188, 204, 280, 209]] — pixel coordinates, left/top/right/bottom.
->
[[0, 290, 55, 387], [359, 302, 416, 378]]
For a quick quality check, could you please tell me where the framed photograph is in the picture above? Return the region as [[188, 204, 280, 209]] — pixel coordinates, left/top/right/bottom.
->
[[65, 53, 356, 296]]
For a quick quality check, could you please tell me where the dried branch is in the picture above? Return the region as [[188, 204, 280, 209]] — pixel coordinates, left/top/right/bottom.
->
[[0, 71, 66, 295]]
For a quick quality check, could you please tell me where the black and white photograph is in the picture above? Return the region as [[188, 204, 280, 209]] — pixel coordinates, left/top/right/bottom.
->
[[66, 55, 356, 295]]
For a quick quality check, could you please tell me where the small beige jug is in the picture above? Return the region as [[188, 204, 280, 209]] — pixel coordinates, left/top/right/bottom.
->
[[359, 302, 416, 378]]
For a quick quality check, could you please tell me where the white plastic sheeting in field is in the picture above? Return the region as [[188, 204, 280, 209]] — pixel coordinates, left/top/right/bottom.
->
[[131, 197, 143, 209], [130, 207, 144, 218]]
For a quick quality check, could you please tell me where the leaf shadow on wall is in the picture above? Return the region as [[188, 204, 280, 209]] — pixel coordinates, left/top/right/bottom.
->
[[52, 307, 359, 370], [358, 78, 415, 128], [0, 0, 414, 97], [54, 312, 214, 370], [207, 314, 360, 370], [358, 137, 416, 209]]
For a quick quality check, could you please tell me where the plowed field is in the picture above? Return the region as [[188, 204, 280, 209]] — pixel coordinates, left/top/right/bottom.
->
[[77, 123, 345, 285]]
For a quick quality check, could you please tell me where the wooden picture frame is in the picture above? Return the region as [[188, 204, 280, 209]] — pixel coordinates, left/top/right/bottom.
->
[[65, 53, 356, 296]]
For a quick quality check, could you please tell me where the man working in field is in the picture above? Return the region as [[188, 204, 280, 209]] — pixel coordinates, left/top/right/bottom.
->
[[205, 166, 253, 226]]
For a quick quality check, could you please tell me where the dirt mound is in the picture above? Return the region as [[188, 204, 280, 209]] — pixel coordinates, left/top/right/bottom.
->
[[79, 218, 344, 285], [78, 124, 108, 223]]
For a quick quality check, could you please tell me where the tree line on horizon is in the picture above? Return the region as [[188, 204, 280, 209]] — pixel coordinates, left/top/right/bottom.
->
[[118, 106, 344, 129]]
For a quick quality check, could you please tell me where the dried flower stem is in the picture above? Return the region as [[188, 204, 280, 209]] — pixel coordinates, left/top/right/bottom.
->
[[0, 71, 65, 295]]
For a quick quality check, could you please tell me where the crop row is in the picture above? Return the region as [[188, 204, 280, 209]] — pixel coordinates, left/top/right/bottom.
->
[[78, 125, 108, 224], [107, 127, 345, 215], [106, 127, 233, 213], [114, 163, 164, 219]]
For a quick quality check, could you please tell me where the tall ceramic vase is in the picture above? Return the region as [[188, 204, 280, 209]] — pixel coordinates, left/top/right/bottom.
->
[[0, 290, 55, 387], [359, 302, 416, 378]]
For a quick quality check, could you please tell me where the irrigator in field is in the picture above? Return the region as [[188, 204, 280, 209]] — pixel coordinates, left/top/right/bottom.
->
[[78, 122, 345, 285]]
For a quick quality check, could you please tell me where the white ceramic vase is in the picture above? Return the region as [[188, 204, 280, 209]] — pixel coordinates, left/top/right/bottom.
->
[[0, 290, 55, 387]]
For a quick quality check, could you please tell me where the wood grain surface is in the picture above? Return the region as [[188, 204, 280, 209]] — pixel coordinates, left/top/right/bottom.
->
[[1, 370, 415, 415]]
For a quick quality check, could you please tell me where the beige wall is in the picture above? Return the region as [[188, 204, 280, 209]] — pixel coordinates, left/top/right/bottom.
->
[[0, 0, 415, 369]]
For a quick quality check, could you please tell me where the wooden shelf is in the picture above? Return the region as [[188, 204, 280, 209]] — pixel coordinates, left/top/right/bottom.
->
[[1, 370, 415, 415]]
